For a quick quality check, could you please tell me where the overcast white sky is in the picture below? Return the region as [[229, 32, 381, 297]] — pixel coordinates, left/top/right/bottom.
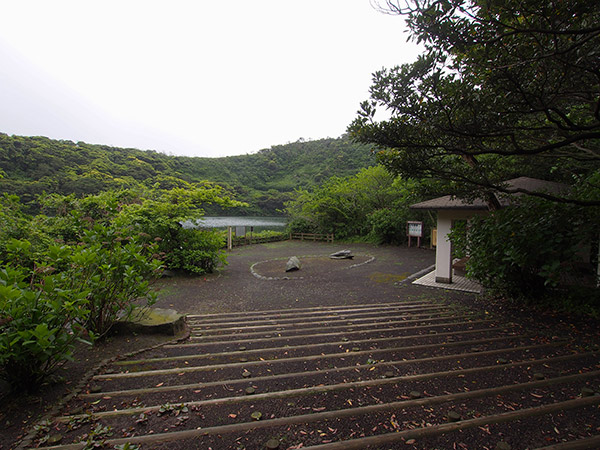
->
[[0, 1, 421, 158]]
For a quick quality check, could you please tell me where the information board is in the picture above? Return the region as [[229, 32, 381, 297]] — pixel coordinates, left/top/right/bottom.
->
[[407, 221, 423, 237]]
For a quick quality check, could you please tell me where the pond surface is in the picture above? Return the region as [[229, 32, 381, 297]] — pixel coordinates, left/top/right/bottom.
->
[[185, 216, 287, 232]]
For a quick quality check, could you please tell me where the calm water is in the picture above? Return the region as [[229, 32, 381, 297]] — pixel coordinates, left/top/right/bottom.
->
[[185, 216, 288, 232]]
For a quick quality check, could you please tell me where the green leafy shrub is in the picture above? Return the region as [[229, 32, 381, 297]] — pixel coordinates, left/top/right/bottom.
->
[[0, 229, 162, 392], [285, 216, 319, 235], [170, 228, 226, 274], [0, 262, 90, 392], [0, 185, 242, 391], [0, 194, 52, 268], [367, 208, 408, 245], [114, 186, 243, 274], [40, 186, 243, 275], [451, 198, 596, 298], [249, 230, 287, 239], [66, 225, 163, 337]]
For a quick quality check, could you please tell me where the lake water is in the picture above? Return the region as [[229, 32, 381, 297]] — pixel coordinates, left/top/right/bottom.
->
[[186, 216, 288, 232]]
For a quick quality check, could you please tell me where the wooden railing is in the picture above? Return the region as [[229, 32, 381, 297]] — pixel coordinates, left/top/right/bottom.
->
[[226, 231, 335, 249], [290, 232, 334, 243], [231, 234, 288, 248]]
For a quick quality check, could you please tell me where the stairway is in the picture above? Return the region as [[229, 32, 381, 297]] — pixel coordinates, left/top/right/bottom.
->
[[31, 300, 600, 449]]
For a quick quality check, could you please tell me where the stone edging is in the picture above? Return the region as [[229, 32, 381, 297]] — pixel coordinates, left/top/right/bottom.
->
[[250, 254, 375, 281], [346, 255, 375, 269], [15, 322, 192, 450], [250, 258, 304, 280], [400, 263, 436, 284]]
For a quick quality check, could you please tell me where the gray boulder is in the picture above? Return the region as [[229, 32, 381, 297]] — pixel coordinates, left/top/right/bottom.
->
[[285, 256, 301, 272], [329, 250, 354, 260]]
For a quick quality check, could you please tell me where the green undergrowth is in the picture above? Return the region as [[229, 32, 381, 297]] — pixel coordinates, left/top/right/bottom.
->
[[524, 286, 600, 319]]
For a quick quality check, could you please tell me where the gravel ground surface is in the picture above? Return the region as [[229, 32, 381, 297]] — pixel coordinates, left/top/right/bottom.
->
[[153, 241, 446, 313]]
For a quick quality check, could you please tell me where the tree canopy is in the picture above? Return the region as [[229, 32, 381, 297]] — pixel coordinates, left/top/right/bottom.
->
[[0, 134, 375, 215], [350, 0, 600, 206], [285, 165, 432, 243]]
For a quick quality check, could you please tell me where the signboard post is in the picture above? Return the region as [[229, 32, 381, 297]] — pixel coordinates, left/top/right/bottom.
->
[[407, 221, 423, 248]]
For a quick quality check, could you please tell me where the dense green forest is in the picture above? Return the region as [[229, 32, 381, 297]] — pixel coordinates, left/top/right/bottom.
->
[[0, 133, 375, 215]]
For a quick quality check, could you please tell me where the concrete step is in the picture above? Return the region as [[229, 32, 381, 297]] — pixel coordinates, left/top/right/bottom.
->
[[30, 301, 600, 450]]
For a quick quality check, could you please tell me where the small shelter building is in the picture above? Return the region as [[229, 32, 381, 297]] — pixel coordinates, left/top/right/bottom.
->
[[410, 177, 568, 285]]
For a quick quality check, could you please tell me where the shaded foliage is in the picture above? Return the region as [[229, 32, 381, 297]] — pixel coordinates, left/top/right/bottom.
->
[[451, 197, 599, 298], [352, 0, 600, 206]]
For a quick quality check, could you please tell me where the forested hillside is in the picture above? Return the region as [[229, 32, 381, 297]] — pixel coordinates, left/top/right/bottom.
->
[[0, 133, 375, 214]]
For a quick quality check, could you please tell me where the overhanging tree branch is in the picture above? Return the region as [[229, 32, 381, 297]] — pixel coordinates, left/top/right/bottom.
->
[[351, 0, 600, 207]]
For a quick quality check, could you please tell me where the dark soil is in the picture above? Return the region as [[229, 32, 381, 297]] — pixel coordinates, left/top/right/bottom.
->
[[2, 240, 598, 449], [0, 333, 173, 450]]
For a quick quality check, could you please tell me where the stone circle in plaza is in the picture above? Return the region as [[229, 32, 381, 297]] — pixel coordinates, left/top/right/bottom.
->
[[250, 251, 374, 281]]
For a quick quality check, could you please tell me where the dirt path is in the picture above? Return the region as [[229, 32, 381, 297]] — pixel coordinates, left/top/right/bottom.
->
[[17, 242, 600, 449]]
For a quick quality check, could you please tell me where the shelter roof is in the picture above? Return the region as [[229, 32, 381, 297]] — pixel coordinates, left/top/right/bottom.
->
[[410, 177, 568, 211]]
